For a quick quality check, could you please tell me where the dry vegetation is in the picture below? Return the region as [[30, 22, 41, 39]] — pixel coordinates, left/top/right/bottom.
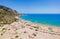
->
[[0, 5, 20, 26]]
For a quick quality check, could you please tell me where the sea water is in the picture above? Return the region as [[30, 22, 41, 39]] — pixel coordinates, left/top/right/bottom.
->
[[20, 14, 60, 27]]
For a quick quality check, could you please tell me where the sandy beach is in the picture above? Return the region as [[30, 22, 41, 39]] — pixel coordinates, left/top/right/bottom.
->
[[0, 17, 60, 39]]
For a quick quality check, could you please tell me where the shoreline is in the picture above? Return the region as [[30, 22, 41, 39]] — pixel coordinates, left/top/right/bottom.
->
[[19, 14, 60, 27], [18, 17, 60, 33], [19, 17, 60, 28]]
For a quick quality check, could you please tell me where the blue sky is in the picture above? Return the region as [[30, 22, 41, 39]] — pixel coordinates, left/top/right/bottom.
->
[[0, 0, 60, 14]]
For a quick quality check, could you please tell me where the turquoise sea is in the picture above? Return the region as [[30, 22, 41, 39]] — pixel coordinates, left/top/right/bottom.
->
[[20, 14, 60, 27]]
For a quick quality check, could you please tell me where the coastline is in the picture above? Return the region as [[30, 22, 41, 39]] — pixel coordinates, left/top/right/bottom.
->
[[18, 17, 60, 34], [19, 17, 60, 28], [20, 14, 60, 26]]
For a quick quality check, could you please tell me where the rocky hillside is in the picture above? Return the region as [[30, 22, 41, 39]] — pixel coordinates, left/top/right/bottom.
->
[[0, 5, 20, 26]]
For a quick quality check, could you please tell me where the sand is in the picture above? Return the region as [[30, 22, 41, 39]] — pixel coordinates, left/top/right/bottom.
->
[[0, 17, 60, 39]]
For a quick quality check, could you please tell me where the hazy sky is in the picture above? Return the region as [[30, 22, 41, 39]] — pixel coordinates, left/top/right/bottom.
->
[[0, 0, 60, 14]]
